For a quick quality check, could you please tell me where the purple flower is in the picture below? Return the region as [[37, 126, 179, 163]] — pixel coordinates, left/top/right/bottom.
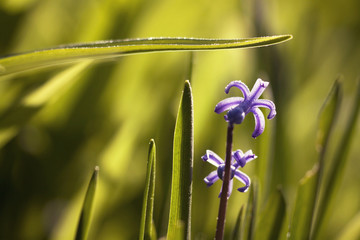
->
[[215, 78, 276, 138], [202, 149, 257, 198]]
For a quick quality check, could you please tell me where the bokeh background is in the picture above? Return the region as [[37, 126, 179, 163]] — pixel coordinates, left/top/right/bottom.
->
[[0, 0, 359, 239]]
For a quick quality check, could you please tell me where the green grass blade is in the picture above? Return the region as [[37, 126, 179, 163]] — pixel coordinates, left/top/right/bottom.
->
[[254, 188, 286, 240], [167, 80, 194, 240], [232, 206, 244, 240], [0, 35, 292, 76], [139, 139, 157, 240], [242, 182, 257, 240], [288, 164, 319, 240], [316, 78, 342, 160], [75, 166, 99, 240], [312, 79, 360, 240]]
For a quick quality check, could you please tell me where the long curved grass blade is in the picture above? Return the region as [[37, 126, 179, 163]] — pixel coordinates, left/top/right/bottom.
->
[[254, 188, 286, 240], [167, 81, 193, 240], [139, 139, 157, 240], [312, 79, 360, 240], [242, 182, 257, 240], [0, 35, 292, 76], [75, 166, 99, 240], [288, 164, 319, 240]]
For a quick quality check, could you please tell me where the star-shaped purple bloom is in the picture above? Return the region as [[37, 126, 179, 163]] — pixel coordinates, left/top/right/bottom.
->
[[215, 78, 276, 138], [202, 149, 257, 198]]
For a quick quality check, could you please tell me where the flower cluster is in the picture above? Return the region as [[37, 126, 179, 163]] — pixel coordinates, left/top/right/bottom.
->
[[202, 78, 275, 197], [202, 150, 257, 197], [215, 78, 276, 138]]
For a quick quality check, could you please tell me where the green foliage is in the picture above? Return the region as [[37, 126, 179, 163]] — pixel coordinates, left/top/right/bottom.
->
[[0, 36, 291, 76], [288, 165, 319, 240], [139, 139, 157, 240], [75, 166, 99, 240], [167, 81, 193, 240], [254, 188, 286, 240]]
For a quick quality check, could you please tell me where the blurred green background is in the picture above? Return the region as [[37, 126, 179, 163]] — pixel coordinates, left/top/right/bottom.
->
[[0, 0, 359, 239]]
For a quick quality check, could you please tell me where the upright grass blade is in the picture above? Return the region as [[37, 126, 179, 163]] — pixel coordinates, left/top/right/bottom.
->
[[288, 164, 319, 240], [167, 81, 193, 240], [254, 188, 286, 240], [312, 79, 360, 240], [139, 139, 157, 240], [0, 35, 292, 76], [232, 206, 244, 240], [242, 182, 258, 240], [75, 166, 99, 240]]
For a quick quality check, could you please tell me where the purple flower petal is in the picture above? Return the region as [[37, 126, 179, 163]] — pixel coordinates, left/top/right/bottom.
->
[[215, 97, 244, 114], [252, 99, 276, 119], [204, 170, 219, 187], [201, 150, 223, 167], [234, 170, 251, 192], [233, 150, 246, 168], [225, 81, 250, 99], [249, 78, 269, 101], [219, 179, 234, 198], [250, 107, 265, 138], [244, 150, 257, 163]]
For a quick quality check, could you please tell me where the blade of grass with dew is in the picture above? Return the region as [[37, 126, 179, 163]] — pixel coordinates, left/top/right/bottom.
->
[[312, 79, 360, 240], [75, 166, 99, 240], [335, 211, 360, 240], [167, 81, 193, 240], [254, 188, 286, 240], [0, 61, 92, 148], [288, 164, 319, 240], [139, 139, 157, 240], [242, 182, 257, 240], [0, 35, 292, 76], [232, 206, 244, 240]]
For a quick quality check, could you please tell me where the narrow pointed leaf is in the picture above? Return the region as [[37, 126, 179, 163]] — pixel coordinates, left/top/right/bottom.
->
[[316, 78, 342, 157], [139, 139, 157, 240], [232, 206, 244, 240], [75, 166, 99, 240], [254, 188, 286, 240], [0, 35, 292, 76], [167, 81, 193, 240], [242, 182, 257, 240], [288, 164, 319, 240], [312, 79, 360, 240]]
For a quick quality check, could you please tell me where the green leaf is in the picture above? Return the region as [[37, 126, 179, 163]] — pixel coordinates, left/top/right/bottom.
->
[[254, 188, 286, 240], [0, 35, 292, 76], [232, 206, 244, 240], [0, 61, 91, 148], [75, 166, 99, 240], [242, 182, 258, 240], [316, 77, 342, 158], [167, 80, 193, 240], [288, 164, 319, 240], [139, 139, 157, 240], [312, 79, 360, 240]]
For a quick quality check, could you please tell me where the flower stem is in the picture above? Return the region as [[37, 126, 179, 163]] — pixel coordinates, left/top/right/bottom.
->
[[215, 123, 234, 240]]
